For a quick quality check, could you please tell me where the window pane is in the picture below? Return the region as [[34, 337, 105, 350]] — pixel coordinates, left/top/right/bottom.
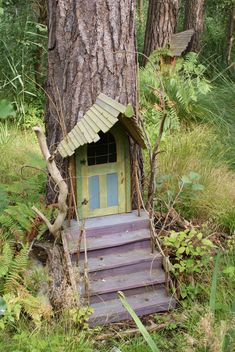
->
[[107, 173, 118, 207], [87, 132, 117, 165], [89, 175, 100, 210]]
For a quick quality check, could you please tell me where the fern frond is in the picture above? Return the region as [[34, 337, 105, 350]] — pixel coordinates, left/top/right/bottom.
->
[[0, 242, 13, 280], [17, 288, 52, 326], [0, 203, 35, 240], [4, 244, 29, 293]]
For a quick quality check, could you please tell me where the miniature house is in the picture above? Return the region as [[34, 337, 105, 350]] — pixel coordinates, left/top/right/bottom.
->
[[58, 92, 145, 219], [161, 29, 194, 66], [60, 93, 175, 325]]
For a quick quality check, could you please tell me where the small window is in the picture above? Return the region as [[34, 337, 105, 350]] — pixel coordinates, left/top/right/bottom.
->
[[87, 132, 117, 166]]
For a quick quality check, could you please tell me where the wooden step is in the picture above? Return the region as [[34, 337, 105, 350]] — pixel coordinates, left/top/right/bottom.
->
[[87, 258, 162, 281], [78, 247, 162, 273], [89, 287, 176, 326], [74, 239, 152, 262], [69, 228, 151, 255], [81, 267, 165, 296], [89, 283, 166, 304], [64, 210, 150, 242], [79, 228, 151, 253], [64, 211, 175, 326]]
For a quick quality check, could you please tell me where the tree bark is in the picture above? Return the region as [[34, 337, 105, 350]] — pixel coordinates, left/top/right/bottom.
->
[[45, 0, 141, 206], [34, 242, 68, 310], [183, 0, 205, 53], [142, 0, 179, 66], [137, 0, 144, 23], [226, 4, 235, 65], [32, 0, 47, 88]]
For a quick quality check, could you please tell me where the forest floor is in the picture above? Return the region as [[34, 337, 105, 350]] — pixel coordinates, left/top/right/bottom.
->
[[0, 123, 235, 351]]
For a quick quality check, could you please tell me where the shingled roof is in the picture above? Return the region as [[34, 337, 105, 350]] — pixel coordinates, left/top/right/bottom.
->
[[57, 93, 146, 158], [170, 29, 194, 57]]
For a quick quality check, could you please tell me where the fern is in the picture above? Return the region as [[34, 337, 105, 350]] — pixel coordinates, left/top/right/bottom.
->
[[0, 237, 52, 326], [0, 203, 35, 239], [3, 289, 52, 327], [0, 242, 13, 279], [0, 184, 9, 212], [4, 244, 29, 294], [139, 50, 212, 137], [16, 288, 52, 325]]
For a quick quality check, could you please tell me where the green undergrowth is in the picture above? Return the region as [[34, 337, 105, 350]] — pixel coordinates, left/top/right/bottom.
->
[[1, 111, 235, 350], [154, 125, 235, 230], [198, 80, 235, 168], [0, 126, 42, 184], [0, 319, 93, 352]]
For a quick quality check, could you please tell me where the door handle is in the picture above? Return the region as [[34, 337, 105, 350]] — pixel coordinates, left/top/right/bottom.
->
[[80, 159, 87, 165], [82, 198, 89, 205]]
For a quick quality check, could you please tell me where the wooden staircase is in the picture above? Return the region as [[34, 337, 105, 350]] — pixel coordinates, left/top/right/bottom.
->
[[63, 211, 175, 326]]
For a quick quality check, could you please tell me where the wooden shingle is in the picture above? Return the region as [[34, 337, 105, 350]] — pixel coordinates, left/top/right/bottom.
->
[[57, 93, 146, 158]]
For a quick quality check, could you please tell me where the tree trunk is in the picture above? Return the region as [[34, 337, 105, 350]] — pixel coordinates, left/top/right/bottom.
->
[[226, 4, 235, 65], [183, 0, 205, 53], [142, 0, 179, 66], [34, 242, 68, 310], [32, 0, 47, 88], [45, 0, 141, 206], [137, 0, 144, 23]]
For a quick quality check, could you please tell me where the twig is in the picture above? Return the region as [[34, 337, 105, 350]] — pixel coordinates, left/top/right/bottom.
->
[[32, 126, 68, 238], [95, 321, 177, 340], [158, 182, 184, 236]]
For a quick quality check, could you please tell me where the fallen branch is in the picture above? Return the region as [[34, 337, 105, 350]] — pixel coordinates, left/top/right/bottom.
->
[[95, 321, 178, 341], [32, 126, 68, 238]]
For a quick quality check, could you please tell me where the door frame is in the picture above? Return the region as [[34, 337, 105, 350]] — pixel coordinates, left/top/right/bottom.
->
[[75, 124, 131, 219]]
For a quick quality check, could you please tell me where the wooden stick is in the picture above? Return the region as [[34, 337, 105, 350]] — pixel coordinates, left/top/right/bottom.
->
[[32, 126, 68, 238], [135, 154, 141, 217], [95, 321, 176, 340], [61, 231, 79, 304]]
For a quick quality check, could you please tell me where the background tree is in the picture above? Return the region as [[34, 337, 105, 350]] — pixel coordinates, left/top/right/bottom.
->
[[32, 0, 47, 88], [226, 2, 235, 65], [183, 0, 205, 52], [142, 0, 179, 66], [45, 0, 141, 204]]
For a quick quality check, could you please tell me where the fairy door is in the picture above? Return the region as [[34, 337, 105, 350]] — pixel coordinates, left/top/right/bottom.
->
[[76, 125, 131, 218]]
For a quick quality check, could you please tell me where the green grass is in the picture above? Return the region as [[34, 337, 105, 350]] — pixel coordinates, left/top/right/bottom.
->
[[155, 125, 235, 227], [0, 320, 93, 352], [0, 125, 42, 184], [1, 120, 235, 351], [198, 80, 235, 168]]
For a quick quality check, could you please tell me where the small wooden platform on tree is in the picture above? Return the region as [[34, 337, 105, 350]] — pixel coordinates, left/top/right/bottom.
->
[[63, 210, 175, 326]]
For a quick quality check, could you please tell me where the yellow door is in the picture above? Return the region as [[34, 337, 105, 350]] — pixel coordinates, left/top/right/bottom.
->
[[76, 125, 130, 218]]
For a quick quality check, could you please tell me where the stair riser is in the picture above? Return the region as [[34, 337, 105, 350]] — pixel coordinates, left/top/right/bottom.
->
[[72, 239, 151, 263], [88, 257, 162, 281], [69, 218, 150, 238], [89, 283, 165, 304], [89, 299, 176, 326], [82, 273, 165, 297]]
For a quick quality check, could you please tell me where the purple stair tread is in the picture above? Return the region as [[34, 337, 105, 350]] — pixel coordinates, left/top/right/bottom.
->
[[90, 283, 166, 304], [79, 247, 162, 273], [82, 267, 165, 296], [89, 288, 176, 326], [64, 211, 150, 238], [68, 228, 151, 254], [64, 211, 175, 325], [69, 210, 149, 230], [88, 259, 162, 281]]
